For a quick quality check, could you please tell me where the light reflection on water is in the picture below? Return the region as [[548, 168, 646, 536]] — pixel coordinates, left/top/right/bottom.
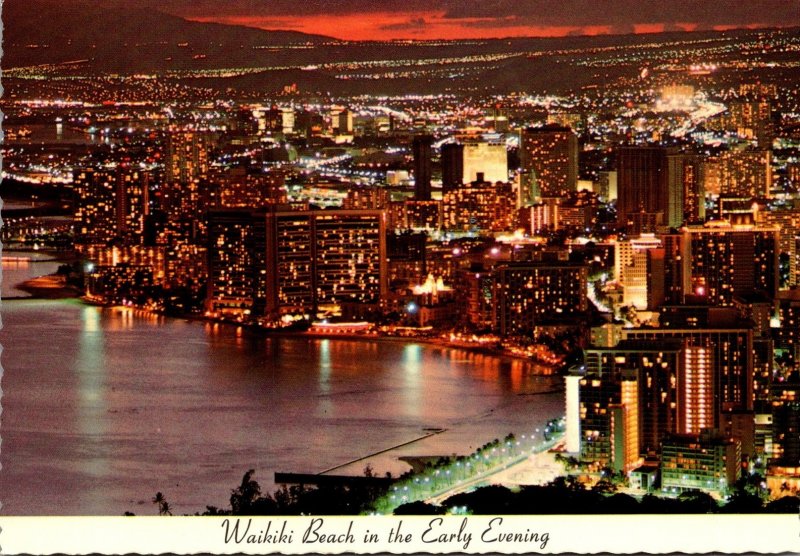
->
[[1, 251, 62, 298], [0, 300, 563, 515]]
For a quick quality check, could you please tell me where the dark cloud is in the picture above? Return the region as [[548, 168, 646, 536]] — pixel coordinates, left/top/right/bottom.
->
[[437, 0, 800, 27], [380, 17, 430, 31], [454, 16, 523, 29], [153, 0, 437, 17]]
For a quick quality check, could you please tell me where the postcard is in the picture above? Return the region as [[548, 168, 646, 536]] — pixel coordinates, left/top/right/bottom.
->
[[1, 0, 800, 553]]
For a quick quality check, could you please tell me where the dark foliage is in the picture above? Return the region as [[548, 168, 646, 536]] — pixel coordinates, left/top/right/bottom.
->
[[394, 501, 446, 515]]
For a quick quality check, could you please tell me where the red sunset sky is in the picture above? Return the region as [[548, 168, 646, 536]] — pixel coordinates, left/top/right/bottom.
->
[[151, 0, 800, 41]]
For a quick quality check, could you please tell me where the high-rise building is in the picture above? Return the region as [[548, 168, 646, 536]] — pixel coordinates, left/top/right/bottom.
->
[[719, 148, 772, 199], [652, 223, 779, 307], [519, 125, 578, 197], [412, 135, 433, 201], [343, 186, 391, 210], [556, 191, 599, 230], [462, 141, 508, 184], [264, 209, 387, 318], [165, 131, 211, 184], [615, 234, 663, 309], [669, 153, 705, 224], [584, 339, 685, 456], [387, 231, 428, 285], [762, 207, 800, 286], [521, 198, 560, 234], [493, 256, 588, 336], [205, 167, 287, 209], [616, 146, 682, 232], [647, 232, 689, 309], [74, 166, 150, 247], [259, 105, 284, 134], [771, 377, 800, 465], [205, 209, 262, 319], [441, 142, 464, 194], [404, 200, 443, 231], [294, 110, 325, 138], [163, 131, 216, 243], [577, 368, 641, 473], [337, 109, 353, 134], [232, 107, 259, 137], [681, 221, 779, 305], [660, 432, 741, 495], [775, 290, 800, 364], [442, 176, 516, 233], [281, 107, 295, 135], [622, 306, 754, 436], [206, 209, 387, 321], [727, 99, 774, 147], [74, 167, 116, 246], [597, 170, 618, 202]]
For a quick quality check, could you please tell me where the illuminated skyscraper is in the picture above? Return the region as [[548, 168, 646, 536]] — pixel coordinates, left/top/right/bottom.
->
[[682, 221, 779, 305], [163, 130, 215, 243], [493, 256, 588, 336], [771, 377, 800, 465], [462, 141, 508, 184], [206, 209, 387, 321], [727, 99, 773, 147], [264, 209, 387, 318], [337, 108, 353, 134], [615, 234, 662, 310], [412, 135, 433, 201], [343, 186, 391, 210], [719, 148, 772, 199], [647, 232, 689, 309], [660, 432, 741, 495], [775, 290, 800, 363], [206, 209, 262, 319], [680, 345, 715, 434], [761, 207, 800, 286], [583, 339, 685, 456], [578, 369, 641, 473], [668, 153, 705, 224], [442, 175, 516, 233], [165, 131, 211, 184], [205, 167, 287, 209], [622, 306, 755, 438], [74, 166, 150, 247], [519, 124, 578, 197], [404, 200, 443, 231]]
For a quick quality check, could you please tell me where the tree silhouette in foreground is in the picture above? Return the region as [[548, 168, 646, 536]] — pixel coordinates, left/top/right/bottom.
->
[[152, 492, 172, 516], [143, 470, 800, 516]]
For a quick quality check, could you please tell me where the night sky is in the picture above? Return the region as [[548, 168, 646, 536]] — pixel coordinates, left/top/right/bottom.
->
[[151, 0, 800, 40]]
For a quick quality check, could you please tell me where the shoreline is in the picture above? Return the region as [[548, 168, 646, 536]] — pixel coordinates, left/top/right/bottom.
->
[[10, 291, 564, 373], [5, 255, 563, 373], [2, 245, 560, 372], [291, 331, 563, 373], [11, 274, 82, 299]]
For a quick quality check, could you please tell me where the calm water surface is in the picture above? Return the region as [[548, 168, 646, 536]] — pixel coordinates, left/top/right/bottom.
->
[[0, 299, 562, 515], [1, 250, 62, 298]]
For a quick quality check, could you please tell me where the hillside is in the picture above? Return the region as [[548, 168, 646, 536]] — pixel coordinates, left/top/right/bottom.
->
[[2, 0, 336, 71]]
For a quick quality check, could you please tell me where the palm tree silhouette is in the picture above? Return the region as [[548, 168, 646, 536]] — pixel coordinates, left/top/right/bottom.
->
[[152, 492, 172, 516]]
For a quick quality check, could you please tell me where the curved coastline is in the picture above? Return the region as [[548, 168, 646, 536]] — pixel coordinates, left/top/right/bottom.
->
[[6, 288, 564, 376], [4, 250, 562, 375]]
